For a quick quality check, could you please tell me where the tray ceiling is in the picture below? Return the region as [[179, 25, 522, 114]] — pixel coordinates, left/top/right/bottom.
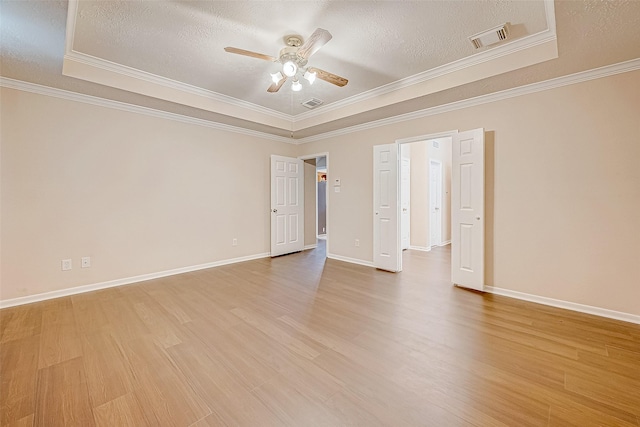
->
[[2, 1, 640, 139]]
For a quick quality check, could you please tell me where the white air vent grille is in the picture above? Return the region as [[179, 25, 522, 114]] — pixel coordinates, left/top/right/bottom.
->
[[469, 23, 509, 49], [302, 98, 324, 109]]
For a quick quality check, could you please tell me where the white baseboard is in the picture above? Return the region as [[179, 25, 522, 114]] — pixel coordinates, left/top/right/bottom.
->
[[484, 286, 640, 325], [439, 240, 451, 246], [409, 245, 431, 252], [327, 253, 374, 268], [0, 252, 270, 309], [303, 244, 318, 250]]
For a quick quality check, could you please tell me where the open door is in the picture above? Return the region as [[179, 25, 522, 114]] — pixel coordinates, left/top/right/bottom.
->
[[373, 144, 400, 272], [451, 128, 484, 290], [271, 155, 304, 257]]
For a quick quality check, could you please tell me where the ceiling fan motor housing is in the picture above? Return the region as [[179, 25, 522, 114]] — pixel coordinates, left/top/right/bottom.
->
[[279, 46, 308, 69]]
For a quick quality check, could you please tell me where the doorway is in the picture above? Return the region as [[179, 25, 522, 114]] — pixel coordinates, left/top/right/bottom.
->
[[397, 136, 453, 256], [300, 152, 329, 257]]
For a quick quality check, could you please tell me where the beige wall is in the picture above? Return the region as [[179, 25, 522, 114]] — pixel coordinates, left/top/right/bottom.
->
[[2, 70, 639, 317], [303, 159, 317, 247], [0, 88, 296, 301], [429, 137, 452, 244], [408, 138, 452, 249], [408, 141, 429, 249], [298, 70, 640, 316]]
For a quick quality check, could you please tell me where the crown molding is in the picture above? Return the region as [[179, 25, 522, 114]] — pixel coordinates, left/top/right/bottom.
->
[[64, 1, 290, 127], [64, 50, 291, 122], [294, 0, 558, 124], [3, 58, 637, 145], [0, 77, 295, 144], [296, 57, 640, 144]]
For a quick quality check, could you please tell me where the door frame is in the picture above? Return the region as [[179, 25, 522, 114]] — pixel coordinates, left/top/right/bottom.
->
[[395, 130, 458, 271], [299, 152, 329, 256]]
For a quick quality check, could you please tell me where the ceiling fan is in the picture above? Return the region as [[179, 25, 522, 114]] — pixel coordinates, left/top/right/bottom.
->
[[224, 28, 348, 93]]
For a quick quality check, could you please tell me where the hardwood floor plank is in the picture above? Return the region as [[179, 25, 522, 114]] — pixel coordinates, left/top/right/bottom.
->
[[3, 414, 34, 427], [564, 373, 640, 416], [34, 357, 95, 426], [0, 335, 40, 425], [93, 393, 150, 427], [251, 376, 343, 426], [548, 402, 640, 427], [37, 301, 82, 369], [230, 307, 325, 360], [180, 318, 279, 391], [2, 243, 638, 425], [120, 337, 211, 426], [165, 342, 283, 426], [71, 291, 112, 335], [0, 304, 42, 343], [79, 330, 135, 408]]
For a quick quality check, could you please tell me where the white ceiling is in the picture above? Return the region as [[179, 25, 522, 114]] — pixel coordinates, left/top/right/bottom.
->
[[2, 1, 640, 139]]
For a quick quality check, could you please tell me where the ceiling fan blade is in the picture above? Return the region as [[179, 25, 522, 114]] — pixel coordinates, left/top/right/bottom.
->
[[297, 28, 332, 60], [308, 67, 348, 87], [224, 47, 277, 62], [267, 76, 287, 93]]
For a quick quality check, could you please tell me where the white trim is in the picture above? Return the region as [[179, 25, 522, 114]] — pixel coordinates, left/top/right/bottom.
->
[[303, 244, 318, 250], [409, 246, 432, 252], [296, 58, 640, 144], [327, 253, 374, 268], [0, 252, 270, 309], [0, 78, 294, 144], [63, 51, 290, 122], [295, 0, 557, 123], [439, 240, 451, 246], [2, 59, 638, 144], [484, 286, 640, 325]]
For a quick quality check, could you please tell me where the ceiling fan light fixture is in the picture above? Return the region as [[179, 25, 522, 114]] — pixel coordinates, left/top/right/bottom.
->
[[304, 70, 316, 85], [270, 71, 284, 84], [282, 61, 298, 77], [291, 79, 302, 92]]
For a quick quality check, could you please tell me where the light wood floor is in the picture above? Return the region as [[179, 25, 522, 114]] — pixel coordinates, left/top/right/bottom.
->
[[1, 242, 639, 426]]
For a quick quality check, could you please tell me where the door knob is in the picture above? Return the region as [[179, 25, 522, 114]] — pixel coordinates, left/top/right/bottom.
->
[[375, 212, 379, 215], [476, 216, 480, 220], [272, 209, 278, 213]]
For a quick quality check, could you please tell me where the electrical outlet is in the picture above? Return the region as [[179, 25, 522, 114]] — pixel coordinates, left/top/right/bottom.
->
[[61, 259, 72, 271], [81, 256, 91, 268], [232, 238, 238, 246], [355, 239, 360, 247]]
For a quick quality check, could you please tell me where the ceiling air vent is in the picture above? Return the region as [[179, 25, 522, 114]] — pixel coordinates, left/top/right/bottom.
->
[[469, 23, 509, 49], [301, 98, 324, 109]]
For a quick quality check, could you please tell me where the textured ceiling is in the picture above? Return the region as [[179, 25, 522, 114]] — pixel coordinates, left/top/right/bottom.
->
[[1, 1, 639, 139], [71, 0, 547, 115]]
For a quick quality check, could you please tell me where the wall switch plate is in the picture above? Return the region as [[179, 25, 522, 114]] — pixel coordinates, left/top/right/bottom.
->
[[232, 238, 238, 246], [81, 257, 91, 268], [61, 259, 72, 271], [334, 186, 340, 193], [355, 239, 360, 247]]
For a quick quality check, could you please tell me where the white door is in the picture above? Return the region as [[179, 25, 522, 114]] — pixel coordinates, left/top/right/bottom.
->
[[271, 155, 304, 257], [373, 144, 400, 272], [429, 159, 442, 247], [451, 129, 485, 290], [401, 158, 411, 250]]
